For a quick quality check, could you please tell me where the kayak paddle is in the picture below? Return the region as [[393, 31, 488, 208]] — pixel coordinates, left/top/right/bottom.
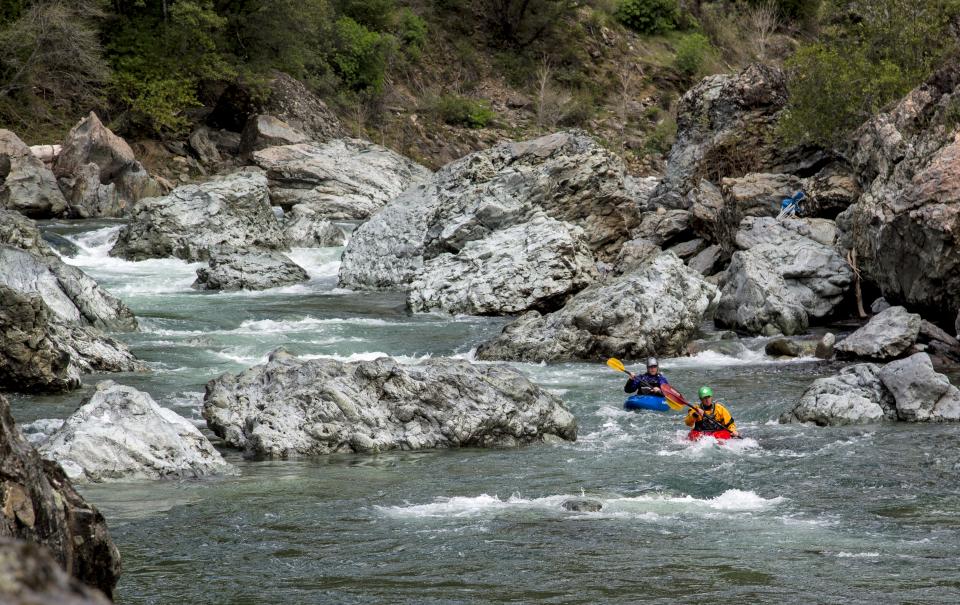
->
[[663, 384, 739, 436], [606, 358, 631, 376], [607, 358, 685, 411]]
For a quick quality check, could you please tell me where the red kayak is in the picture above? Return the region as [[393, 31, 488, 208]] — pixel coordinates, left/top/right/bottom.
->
[[688, 429, 734, 441]]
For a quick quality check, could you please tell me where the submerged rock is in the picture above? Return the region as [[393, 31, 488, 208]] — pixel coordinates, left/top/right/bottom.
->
[[815, 332, 836, 359], [110, 170, 286, 261], [406, 215, 597, 315], [0, 539, 112, 605], [561, 498, 603, 512], [252, 139, 430, 219], [282, 204, 346, 247], [780, 364, 894, 426], [475, 253, 719, 362], [765, 338, 803, 357], [203, 350, 576, 457], [0, 394, 121, 596], [835, 306, 921, 360], [39, 381, 233, 482], [193, 249, 308, 291], [0, 129, 67, 218]]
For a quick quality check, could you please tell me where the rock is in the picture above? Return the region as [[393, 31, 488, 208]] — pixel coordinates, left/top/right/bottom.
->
[[715, 249, 808, 336], [956, 311, 960, 338], [0, 246, 137, 330], [253, 139, 430, 219], [0, 394, 121, 596], [0, 539, 112, 605], [879, 353, 960, 422], [282, 205, 346, 247], [649, 64, 789, 209], [53, 112, 160, 218], [240, 114, 310, 155], [39, 381, 233, 482], [628, 175, 661, 211], [838, 63, 960, 321], [340, 131, 641, 290], [0, 130, 67, 217], [688, 179, 724, 240], [110, 170, 286, 261], [765, 338, 802, 357], [665, 238, 705, 260], [612, 238, 661, 277], [0, 208, 48, 254], [634, 208, 691, 246], [561, 498, 602, 512], [188, 126, 222, 166], [734, 216, 838, 249], [714, 172, 803, 250], [202, 351, 577, 457], [871, 297, 891, 314], [209, 71, 344, 140], [835, 306, 921, 360], [406, 215, 597, 315], [0, 286, 143, 393], [815, 332, 836, 359], [29, 144, 61, 165], [919, 319, 960, 348], [193, 250, 309, 291], [780, 363, 895, 426], [805, 166, 860, 218], [475, 253, 720, 361], [687, 244, 722, 275]]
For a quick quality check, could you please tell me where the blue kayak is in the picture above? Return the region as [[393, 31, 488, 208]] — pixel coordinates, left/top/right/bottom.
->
[[624, 395, 670, 412]]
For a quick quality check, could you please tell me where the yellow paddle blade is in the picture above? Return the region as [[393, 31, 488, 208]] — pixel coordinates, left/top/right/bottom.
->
[[662, 395, 687, 412], [606, 358, 626, 373], [661, 384, 690, 412]]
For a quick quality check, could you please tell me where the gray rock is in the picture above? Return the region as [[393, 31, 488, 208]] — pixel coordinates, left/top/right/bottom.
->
[[407, 215, 596, 315], [282, 204, 346, 247], [870, 297, 891, 314], [193, 250, 309, 291], [188, 126, 222, 165], [612, 238, 661, 277], [765, 338, 802, 357], [688, 178, 724, 240], [835, 306, 921, 360], [110, 170, 286, 261], [476, 253, 719, 361], [687, 244, 722, 275], [0, 207, 49, 254], [40, 381, 233, 482], [0, 538, 112, 605], [919, 319, 960, 348], [880, 353, 960, 422], [240, 114, 310, 155], [649, 64, 789, 209], [735, 216, 838, 249], [666, 238, 705, 259], [202, 351, 577, 457], [627, 175, 661, 211], [805, 167, 860, 217], [714, 172, 803, 250], [253, 139, 430, 219], [0, 130, 67, 217], [716, 248, 808, 336], [815, 332, 836, 359], [561, 498, 602, 512], [634, 209, 691, 246], [780, 363, 895, 426], [340, 131, 640, 291]]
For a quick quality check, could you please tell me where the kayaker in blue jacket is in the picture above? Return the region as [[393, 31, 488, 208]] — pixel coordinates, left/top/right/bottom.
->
[[624, 357, 668, 396]]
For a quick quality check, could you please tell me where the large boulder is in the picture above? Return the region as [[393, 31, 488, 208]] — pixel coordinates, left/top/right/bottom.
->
[[835, 306, 921, 360], [239, 114, 310, 155], [0, 394, 121, 596], [202, 350, 577, 457], [838, 63, 960, 321], [779, 363, 895, 426], [193, 249, 309, 291], [648, 64, 790, 210], [252, 139, 430, 219], [0, 538, 112, 605], [633, 208, 691, 247], [715, 248, 809, 336], [879, 353, 960, 421], [39, 382, 233, 482], [714, 173, 802, 251], [339, 131, 641, 291], [0, 208, 49, 254], [475, 253, 719, 362], [0, 130, 67, 218], [110, 170, 286, 261], [406, 215, 597, 315], [0, 286, 142, 394], [282, 204, 345, 247], [53, 112, 160, 218]]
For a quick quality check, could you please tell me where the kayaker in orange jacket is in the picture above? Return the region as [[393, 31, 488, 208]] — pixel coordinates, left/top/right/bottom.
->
[[685, 386, 738, 436]]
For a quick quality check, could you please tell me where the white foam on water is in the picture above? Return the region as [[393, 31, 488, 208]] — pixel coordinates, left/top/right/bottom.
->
[[299, 351, 434, 364], [662, 349, 816, 369], [656, 431, 761, 457], [835, 552, 881, 558], [236, 316, 400, 332]]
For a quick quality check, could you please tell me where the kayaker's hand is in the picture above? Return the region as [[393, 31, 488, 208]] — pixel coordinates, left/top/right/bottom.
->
[[652, 387, 662, 394]]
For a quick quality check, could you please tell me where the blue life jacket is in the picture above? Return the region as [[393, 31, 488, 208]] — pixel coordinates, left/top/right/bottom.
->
[[625, 373, 669, 394]]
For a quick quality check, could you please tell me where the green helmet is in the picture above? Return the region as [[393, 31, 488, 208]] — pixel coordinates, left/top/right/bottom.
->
[[698, 386, 713, 399]]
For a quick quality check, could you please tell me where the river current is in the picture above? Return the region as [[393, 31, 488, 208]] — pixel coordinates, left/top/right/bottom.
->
[[9, 221, 960, 604]]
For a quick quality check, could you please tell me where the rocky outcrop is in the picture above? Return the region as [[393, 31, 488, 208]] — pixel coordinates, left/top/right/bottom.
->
[[339, 131, 641, 291], [713, 248, 808, 336], [782, 353, 960, 425], [240, 115, 310, 155], [193, 249, 309, 291], [648, 64, 789, 210], [203, 349, 576, 457], [475, 253, 719, 361], [0, 393, 121, 596], [282, 205, 345, 247], [53, 112, 160, 218], [0, 130, 67, 218], [838, 63, 960, 321], [38, 382, 233, 482], [0, 208, 48, 254], [110, 170, 286, 261], [406, 215, 597, 315], [252, 139, 430, 219], [0, 539, 112, 605], [835, 306, 921, 360]]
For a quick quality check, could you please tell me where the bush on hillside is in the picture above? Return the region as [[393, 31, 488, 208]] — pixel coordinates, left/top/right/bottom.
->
[[331, 17, 393, 93], [615, 0, 681, 35], [674, 33, 712, 78], [431, 95, 496, 128]]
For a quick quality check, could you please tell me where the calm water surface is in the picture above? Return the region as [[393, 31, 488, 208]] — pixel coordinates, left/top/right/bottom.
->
[[10, 222, 960, 604]]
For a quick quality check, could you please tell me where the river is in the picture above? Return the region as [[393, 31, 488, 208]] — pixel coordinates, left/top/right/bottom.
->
[[9, 221, 960, 604]]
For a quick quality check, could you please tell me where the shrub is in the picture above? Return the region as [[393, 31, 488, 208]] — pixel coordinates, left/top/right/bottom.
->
[[335, 0, 396, 30], [645, 115, 676, 154], [615, 0, 681, 34], [331, 17, 392, 93], [674, 33, 712, 78], [432, 95, 495, 128], [395, 8, 427, 57]]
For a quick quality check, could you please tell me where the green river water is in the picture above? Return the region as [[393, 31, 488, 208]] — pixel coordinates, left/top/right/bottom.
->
[[9, 221, 960, 604]]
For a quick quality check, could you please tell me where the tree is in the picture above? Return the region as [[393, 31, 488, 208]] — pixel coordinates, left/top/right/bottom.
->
[[483, 0, 576, 48]]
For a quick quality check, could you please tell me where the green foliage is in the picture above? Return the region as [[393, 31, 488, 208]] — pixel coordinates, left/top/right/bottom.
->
[[645, 115, 676, 154], [482, 0, 577, 48], [432, 95, 496, 128], [0, 0, 25, 25], [336, 0, 395, 30], [747, 0, 820, 22], [331, 17, 392, 93], [674, 33, 711, 78], [615, 0, 680, 34], [395, 7, 428, 58]]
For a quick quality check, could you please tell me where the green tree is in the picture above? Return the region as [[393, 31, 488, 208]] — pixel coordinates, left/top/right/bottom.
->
[[616, 0, 681, 35]]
